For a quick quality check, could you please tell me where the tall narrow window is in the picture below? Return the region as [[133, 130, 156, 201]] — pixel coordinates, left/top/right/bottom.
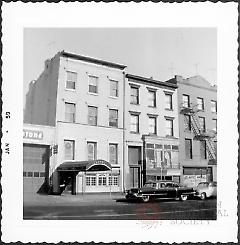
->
[[211, 100, 217, 113], [64, 140, 75, 160], [184, 114, 191, 131], [109, 109, 118, 127], [110, 80, 118, 97], [66, 71, 77, 90], [65, 102, 76, 123], [212, 119, 217, 132], [165, 93, 173, 110], [185, 139, 193, 159], [148, 90, 156, 107], [88, 75, 98, 94], [197, 97, 204, 111], [148, 116, 157, 135], [130, 86, 139, 104], [88, 106, 98, 126], [182, 94, 190, 108], [87, 142, 97, 161], [130, 114, 139, 133], [200, 140, 207, 159], [165, 118, 174, 137], [109, 144, 118, 165], [199, 117, 206, 132]]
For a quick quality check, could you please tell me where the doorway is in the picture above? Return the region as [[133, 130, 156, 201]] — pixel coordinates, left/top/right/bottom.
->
[[128, 146, 141, 188]]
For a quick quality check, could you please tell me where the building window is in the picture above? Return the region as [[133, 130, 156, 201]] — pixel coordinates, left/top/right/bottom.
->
[[110, 80, 118, 97], [64, 140, 75, 160], [165, 93, 173, 110], [197, 97, 204, 111], [165, 118, 174, 137], [130, 114, 139, 133], [109, 176, 119, 186], [109, 109, 118, 127], [184, 114, 191, 131], [212, 119, 217, 132], [86, 175, 96, 186], [130, 86, 139, 105], [148, 116, 157, 135], [98, 176, 107, 186], [65, 102, 76, 123], [148, 90, 156, 107], [109, 144, 118, 165], [88, 106, 98, 126], [199, 117, 206, 132], [66, 71, 77, 90], [87, 142, 97, 161], [182, 94, 190, 108], [88, 75, 98, 94], [211, 100, 217, 113], [185, 139, 193, 159], [200, 140, 207, 159]]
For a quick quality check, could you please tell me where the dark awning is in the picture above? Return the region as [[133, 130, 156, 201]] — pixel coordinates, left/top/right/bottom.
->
[[57, 159, 112, 172]]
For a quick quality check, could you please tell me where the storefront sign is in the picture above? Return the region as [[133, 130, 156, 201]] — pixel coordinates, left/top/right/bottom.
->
[[23, 129, 43, 140]]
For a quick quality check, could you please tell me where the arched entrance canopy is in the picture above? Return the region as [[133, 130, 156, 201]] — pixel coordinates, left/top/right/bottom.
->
[[57, 159, 112, 172]]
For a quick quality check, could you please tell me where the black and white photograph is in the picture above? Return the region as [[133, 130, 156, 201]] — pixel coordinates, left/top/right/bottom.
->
[[2, 2, 238, 243]]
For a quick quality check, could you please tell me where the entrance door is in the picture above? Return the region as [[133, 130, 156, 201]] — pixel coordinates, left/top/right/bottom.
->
[[128, 146, 141, 188]]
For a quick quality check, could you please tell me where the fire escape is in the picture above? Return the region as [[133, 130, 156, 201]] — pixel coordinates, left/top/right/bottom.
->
[[180, 103, 217, 165]]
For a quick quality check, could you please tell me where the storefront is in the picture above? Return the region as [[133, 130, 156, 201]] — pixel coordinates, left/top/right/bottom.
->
[[57, 159, 120, 194], [23, 124, 55, 194], [182, 166, 213, 187], [143, 136, 181, 184]]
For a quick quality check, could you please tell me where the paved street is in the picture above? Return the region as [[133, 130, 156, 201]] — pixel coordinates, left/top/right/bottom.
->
[[24, 193, 217, 220]]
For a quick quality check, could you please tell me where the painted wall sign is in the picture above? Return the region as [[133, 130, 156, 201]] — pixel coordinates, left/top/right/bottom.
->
[[23, 129, 43, 140]]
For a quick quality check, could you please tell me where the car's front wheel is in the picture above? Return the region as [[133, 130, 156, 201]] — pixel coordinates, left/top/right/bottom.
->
[[200, 192, 206, 200], [180, 194, 188, 201], [142, 195, 150, 203]]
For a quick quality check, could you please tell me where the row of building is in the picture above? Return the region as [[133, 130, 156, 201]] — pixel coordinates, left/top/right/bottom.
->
[[23, 50, 217, 195]]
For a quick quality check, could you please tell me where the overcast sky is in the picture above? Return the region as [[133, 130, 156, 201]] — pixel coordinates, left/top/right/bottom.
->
[[24, 28, 216, 99]]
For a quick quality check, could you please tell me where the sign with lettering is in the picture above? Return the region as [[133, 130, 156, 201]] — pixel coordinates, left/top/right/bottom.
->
[[23, 129, 43, 140]]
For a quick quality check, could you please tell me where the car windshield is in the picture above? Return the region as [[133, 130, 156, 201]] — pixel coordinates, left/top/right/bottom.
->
[[144, 182, 157, 188]]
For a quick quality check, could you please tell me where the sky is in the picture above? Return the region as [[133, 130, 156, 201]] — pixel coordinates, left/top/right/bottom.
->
[[24, 28, 216, 99]]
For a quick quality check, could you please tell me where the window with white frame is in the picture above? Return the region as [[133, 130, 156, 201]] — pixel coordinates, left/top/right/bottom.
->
[[197, 97, 204, 111], [165, 118, 174, 137], [130, 86, 139, 104], [185, 139, 193, 159], [65, 102, 76, 123], [110, 80, 118, 97], [148, 116, 157, 135], [64, 140, 75, 160], [182, 94, 190, 108], [109, 109, 118, 127], [98, 176, 107, 186], [109, 144, 118, 164], [66, 71, 77, 90], [184, 114, 191, 131], [88, 106, 98, 126], [86, 175, 97, 186], [212, 119, 217, 132], [87, 142, 97, 161], [130, 113, 139, 133], [199, 117, 206, 132], [211, 100, 217, 113], [165, 93, 173, 110], [148, 90, 156, 107], [88, 75, 98, 94], [109, 175, 119, 186]]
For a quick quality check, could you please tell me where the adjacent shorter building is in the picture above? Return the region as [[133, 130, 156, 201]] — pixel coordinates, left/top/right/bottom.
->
[[167, 75, 217, 187], [124, 74, 180, 190]]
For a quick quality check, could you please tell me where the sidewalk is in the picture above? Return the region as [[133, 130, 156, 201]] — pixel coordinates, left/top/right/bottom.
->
[[24, 192, 126, 206]]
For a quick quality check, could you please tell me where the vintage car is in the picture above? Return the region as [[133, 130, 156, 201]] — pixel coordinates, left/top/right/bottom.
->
[[125, 180, 196, 202], [194, 181, 217, 200]]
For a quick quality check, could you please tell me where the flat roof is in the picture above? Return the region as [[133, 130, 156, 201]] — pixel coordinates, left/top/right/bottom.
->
[[60, 50, 127, 70], [126, 74, 178, 89]]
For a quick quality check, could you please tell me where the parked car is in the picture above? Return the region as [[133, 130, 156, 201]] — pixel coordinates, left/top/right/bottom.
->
[[194, 181, 217, 200], [125, 180, 196, 203]]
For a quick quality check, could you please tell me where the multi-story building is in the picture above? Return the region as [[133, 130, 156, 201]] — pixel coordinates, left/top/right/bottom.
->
[[167, 75, 217, 187], [124, 74, 180, 190], [24, 51, 126, 194]]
